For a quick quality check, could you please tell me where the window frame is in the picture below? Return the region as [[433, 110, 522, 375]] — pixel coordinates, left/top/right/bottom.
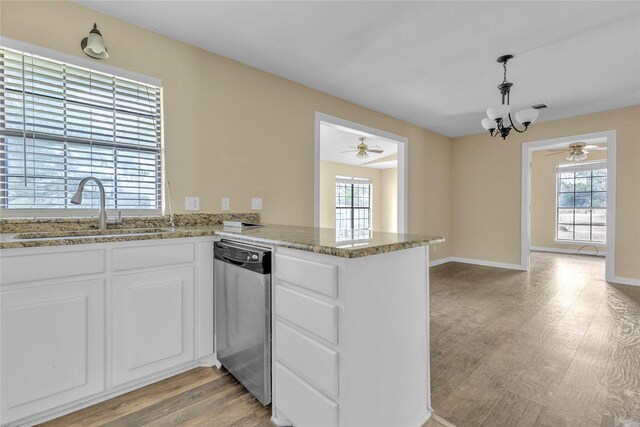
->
[[555, 162, 607, 245], [0, 41, 164, 218], [335, 176, 372, 236]]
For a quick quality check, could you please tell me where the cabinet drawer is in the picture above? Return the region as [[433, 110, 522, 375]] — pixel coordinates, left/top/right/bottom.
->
[[112, 242, 195, 271], [275, 362, 338, 427], [276, 321, 339, 397], [0, 249, 105, 285], [275, 285, 338, 344], [275, 254, 338, 298]]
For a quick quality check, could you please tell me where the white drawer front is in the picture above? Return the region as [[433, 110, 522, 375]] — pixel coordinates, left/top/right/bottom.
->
[[275, 254, 338, 298], [276, 321, 339, 397], [112, 242, 195, 271], [275, 362, 339, 427], [0, 250, 105, 285], [275, 285, 338, 344]]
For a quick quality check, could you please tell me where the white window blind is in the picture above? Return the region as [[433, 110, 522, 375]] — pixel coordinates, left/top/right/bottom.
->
[[0, 46, 162, 212]]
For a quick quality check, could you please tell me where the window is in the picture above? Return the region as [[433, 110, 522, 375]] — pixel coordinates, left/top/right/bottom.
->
[[336, 176, 371, 241], [0, 46, 162, 214], [556, 161, 606, 244]]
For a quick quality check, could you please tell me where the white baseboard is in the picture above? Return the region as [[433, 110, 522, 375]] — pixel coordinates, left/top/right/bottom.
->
[[531, 246, 606, 257], [414, 409, 433, 427], [449, 256, 526, 271], [429, 257, 452, 267], [431, 413, 457, 427], [271, 416, 292, 426], [609, 276, 640, 287]]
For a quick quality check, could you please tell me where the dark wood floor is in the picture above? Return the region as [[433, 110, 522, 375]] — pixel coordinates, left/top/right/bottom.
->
[[41, 252, 639, 426]]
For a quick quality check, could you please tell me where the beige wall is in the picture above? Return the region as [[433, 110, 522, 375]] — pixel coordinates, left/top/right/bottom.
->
[[319, 161, 396, 233], [451, 106, 640, 279], [380, 168, 398, 233], [531, 149, 607, 253], [0, 0, 451, 260]]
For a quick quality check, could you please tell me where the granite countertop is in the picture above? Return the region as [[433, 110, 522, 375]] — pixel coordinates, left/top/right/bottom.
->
[[0, 214, 444, 258]]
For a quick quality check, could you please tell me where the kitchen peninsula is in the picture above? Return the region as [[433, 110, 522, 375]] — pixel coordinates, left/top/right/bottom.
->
[[0, 214, 443, 427]]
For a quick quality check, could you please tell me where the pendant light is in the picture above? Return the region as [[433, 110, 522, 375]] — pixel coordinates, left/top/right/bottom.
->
[[481, 54, 546, 139]]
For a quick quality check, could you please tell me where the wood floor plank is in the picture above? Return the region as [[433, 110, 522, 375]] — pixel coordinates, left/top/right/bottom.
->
[[39, 368, 225, 427], [480, 391, 546, 427]]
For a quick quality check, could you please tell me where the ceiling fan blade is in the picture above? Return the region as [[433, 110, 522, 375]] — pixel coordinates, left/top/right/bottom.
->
[[341, 150, 358, 153], [587, 147, 607, 150], [545, 152, 567, 156], [366, 149, 384, 153], [545, 150, 567, 153]]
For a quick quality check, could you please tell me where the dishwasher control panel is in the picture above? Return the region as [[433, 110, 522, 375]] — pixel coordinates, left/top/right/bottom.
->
[[214, 241, 271, 274]]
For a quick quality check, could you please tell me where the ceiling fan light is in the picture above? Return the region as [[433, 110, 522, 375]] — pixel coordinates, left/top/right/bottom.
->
[[481, 117, 496, 131], [486, 105, 511, 121], [566, 153, 575, 161], [515, 108, 539, 126], [575, 152, 588, 161]]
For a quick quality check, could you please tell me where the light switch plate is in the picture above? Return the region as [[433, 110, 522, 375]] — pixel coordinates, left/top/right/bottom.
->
[[251, 198, 262, 210], [221, 198, 230, 211], [185, 196, 200, 211]]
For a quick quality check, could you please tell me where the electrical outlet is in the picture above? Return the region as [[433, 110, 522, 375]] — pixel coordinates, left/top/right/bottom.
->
[[185, 196, 200, 211], [251, 197, 262, 210], [221, 197, 230, 211]]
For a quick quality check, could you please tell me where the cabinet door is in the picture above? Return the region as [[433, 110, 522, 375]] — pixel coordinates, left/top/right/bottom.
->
[[112, 267, 195, 386], [1, 279, 106, 424]]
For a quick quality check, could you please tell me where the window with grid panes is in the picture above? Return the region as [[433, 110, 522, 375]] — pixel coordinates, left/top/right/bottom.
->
[[336, 176, 371, 240], [0, 46, 162, 214], [556, 161, 606, 244]]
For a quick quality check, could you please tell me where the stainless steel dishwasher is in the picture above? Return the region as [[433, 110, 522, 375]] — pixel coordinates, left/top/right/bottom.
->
[[214, 240, 272, 405]]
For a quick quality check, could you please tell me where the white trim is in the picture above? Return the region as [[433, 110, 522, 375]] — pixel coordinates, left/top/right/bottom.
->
[[0, 36, 162, 86], [553, 239, 606, 247], [521, 130, 617, 281], [313, 112, 408, 233], [531, 246, 606, 257], [610, 276, 640, 287], [449, 257, 526, 271], [431, 413, 457, 427], [429, 257, 452, 267]]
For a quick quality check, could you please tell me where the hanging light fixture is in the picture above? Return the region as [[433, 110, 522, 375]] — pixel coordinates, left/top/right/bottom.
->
[[565, 143, 589, 162], [81, 23, 109, 59], [481, 54, 545, 139]]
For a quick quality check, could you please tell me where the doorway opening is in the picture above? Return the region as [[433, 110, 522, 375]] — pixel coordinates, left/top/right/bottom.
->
[[314, 113, 408, 236], [521, 130, 616, 282]]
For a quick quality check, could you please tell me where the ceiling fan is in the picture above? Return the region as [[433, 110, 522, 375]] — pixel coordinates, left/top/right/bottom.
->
[[341, 137, 384, 159], [545, 142, 606, 162]]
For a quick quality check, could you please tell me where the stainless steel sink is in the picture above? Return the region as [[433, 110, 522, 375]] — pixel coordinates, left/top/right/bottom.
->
[[13, 227, 173, 240]]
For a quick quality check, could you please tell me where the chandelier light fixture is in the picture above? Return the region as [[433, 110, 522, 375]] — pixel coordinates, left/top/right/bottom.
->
[[481, 54, 546, 140]]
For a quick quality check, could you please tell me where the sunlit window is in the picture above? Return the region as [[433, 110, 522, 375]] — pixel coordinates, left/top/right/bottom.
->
[[556, 161, 606, 244], [0, 47, 162, 213]]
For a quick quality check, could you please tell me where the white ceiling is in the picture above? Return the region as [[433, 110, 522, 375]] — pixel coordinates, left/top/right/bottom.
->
[[320, 124, 398, 169], [77, 1, 640, 137]]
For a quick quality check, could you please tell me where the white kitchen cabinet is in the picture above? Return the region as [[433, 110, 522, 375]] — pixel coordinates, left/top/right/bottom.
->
[[1, 277, 106, 424], [0, 237, 217, 427], [272, 245, 431, 427], [112, 266, 195, 386]]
